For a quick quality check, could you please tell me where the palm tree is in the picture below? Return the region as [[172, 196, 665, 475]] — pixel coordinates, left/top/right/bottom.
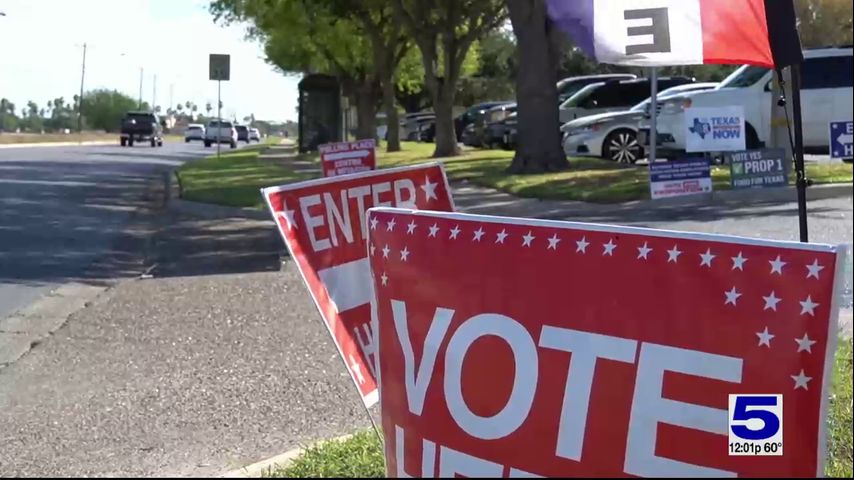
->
[[205, 102, 212, 116]]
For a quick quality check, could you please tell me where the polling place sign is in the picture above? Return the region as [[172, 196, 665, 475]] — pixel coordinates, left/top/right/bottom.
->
[[649, 158, 712, 199], [727, 149, 789, 189], [686, 106, 746, 153], [367, 208, 845, 477], [829, 121, 852, 160], [320, 139, 377, 177], [262, 164, 454, 407]]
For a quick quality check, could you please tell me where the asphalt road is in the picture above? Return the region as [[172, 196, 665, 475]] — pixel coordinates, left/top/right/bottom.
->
[[0, 140, 226, 320]]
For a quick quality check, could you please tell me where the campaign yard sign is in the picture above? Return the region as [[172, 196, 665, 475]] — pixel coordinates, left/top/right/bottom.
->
[[686, 106, 746, 153], [649, 158, 712, 200], [829, 121, 853, 160], [367, 208, 845, 477], [727, 149, 789, 189], [261, 164, 454, 407], [320, 139, 377, 177]]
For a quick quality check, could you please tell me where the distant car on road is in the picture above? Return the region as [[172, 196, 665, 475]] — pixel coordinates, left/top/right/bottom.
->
[[249, 128, 262, 142], [184, 124, 205, 143], [204, 120, 237, 148], [119, 111, 163, 147], [235, 125, 250, 143]]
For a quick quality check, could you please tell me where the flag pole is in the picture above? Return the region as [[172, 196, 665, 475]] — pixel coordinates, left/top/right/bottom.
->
[[649, 68, 658, 165], [789, 63, 809, 243]]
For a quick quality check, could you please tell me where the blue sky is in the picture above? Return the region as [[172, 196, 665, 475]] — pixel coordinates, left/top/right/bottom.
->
[[0, 0, 300, 121]]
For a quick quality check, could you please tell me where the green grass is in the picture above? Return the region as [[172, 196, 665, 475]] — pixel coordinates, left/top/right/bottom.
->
[[266, 343, 853, 477], [0, 131, 118, 144], [176, 144, 319, 208]]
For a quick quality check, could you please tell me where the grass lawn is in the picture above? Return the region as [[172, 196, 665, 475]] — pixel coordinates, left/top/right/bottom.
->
[[0, 131, 118, 144], [267, 339, 854, 478]]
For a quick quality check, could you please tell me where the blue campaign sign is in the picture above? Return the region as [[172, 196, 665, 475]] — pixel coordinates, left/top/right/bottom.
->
[[649, 158, 712, 200], [830, 121, 853, 160]]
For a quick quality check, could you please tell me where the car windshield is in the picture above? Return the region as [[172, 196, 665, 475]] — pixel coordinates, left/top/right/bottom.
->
[[236, 126, 248, 132], [718, 65, 770, 89], [561, 83, 605, 109]]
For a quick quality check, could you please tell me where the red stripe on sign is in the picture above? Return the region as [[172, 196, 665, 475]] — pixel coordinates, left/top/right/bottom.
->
[[700, 0, 774, 68]]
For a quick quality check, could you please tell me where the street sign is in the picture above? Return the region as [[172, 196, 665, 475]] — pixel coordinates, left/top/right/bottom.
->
[[261, 164, 455, 407], [367, 208, 845, 477], [727, 148, 789, 189], [829, 121, 853, 160], [209, 54, 231, 81], [320, 139, 377, 177], [649, 157, 712, 199]]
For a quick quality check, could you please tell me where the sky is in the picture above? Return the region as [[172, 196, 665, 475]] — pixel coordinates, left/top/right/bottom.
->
[[0, 0, 300, 122]]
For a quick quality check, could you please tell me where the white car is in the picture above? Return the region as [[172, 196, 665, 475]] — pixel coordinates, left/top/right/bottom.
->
[[644, 46, 853, 157], [249, 127, 262, 142], [184, 123, 205, 143], [562, 83, 718, 163], [203, 120, 237, 148]]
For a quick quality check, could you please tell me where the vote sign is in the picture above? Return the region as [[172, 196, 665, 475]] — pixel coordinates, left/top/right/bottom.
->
[[367, 208, 845, 477], [262, 164, 454, 407], [320, 139, 377, 177]]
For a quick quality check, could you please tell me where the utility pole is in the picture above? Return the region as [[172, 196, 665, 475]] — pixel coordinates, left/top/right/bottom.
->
[[78, 43, 87, 133], [138, 67, 144, 110], [169, 83, 174, 113], [152, 74, 157, 112]]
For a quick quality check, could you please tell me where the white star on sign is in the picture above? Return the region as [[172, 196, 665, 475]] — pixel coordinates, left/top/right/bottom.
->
[[602, 239, 617, 256], [278, 206, 298, 231], [420, 176, 438, 201], [449, 225, 461, 240], [428, 223, 439, 238], [382, 245, 390, 259], [522, 231, 535, 247], [387, 218, 397, 232], [756, 327, 775, 348], [496, 229, 508, 244], [547, 234, 561, 250], [370, 243, 376, 256], [795, 333, 816, 353], [732, 252, 748, 271], [791, 369, 812, 390], [407, 220, 417, 235], [370, 217, 379, 231], [576, 237, 589, 253], [667, 245, 682, 263], [381, 272, 388, 286], [763, 291, 782, 311], [700, 248, 716, 267], [799, 295, 819, 316], [769, 255, 786, 275], [400, 247, 410, 262], [806, 259, 824, 279], [349, 354, 365, 384], [725, 286, 742, 306], [473, 227, 485, 242], [637, 242, 652, 260]]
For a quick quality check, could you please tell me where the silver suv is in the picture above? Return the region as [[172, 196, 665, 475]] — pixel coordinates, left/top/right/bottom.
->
[[204, 120, 237, 149]]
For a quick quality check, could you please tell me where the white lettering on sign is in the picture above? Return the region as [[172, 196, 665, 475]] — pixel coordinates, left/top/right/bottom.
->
[[300, 194, 331, 252], [389, 300, 745, 476], [324, 190, 354, 247], [372, 181, 392, 209]]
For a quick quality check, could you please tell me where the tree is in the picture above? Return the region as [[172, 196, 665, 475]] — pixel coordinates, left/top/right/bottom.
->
[[0, 98, 17, 132], [796, 0, 853, 47], [205, 102, 213, 116], [505, 0, 568, 173], [393, 0, 508, 157], [81, 89, 141, 132]]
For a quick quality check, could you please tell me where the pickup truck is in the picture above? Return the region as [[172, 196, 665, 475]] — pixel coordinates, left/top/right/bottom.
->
[[120, 111, 163, 147], [204, 120, 237, 148]]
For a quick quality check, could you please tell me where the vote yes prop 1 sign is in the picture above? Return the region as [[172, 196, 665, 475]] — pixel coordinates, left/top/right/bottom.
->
[[261, 164, 454, 407], [320, 139, 377, 177], [367, 208, 845, 477]]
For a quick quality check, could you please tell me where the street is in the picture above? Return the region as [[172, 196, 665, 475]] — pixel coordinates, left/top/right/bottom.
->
[[0, 141, 225, 319]]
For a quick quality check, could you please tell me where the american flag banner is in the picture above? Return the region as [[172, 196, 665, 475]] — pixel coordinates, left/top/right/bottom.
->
[[367, 208, 846, 477], [261, 164, 454, 407]]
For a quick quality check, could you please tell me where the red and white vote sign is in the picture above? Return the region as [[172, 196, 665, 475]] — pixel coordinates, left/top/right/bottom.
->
[[366, 208, 845, 477], [320, 139, 377, 178], [262, 164, 454, 407]]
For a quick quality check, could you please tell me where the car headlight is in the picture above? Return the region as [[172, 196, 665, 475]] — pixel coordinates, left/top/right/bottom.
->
[[660, 96, 693, 113]]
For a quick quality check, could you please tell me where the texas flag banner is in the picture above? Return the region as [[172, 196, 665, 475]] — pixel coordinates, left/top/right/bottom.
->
[[261, 164, 455, 407], [366, 208, 846, 477], [546, 0, 803, 68]]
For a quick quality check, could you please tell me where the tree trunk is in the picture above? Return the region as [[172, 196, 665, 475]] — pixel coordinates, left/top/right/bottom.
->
[[382, 78, 401, 152], [506, 0, 569, 173], [354, 80, 378, 141], [432, 84, 459, 157]]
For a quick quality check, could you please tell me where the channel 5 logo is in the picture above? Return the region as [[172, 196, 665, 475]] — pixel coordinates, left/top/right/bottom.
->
[[728, 394, 783, 456]]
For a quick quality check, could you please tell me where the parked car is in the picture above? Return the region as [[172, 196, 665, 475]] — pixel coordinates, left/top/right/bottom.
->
[[119, 111, 163, 147], [558, 76, 695, 124], [249, 127, 262, 142], [235, 124, 250, 143], [557, 73, 637, 104], [641, 46, 853, 158], [562, 83, 718, 163], [184, 123, 205, 143], [204, 120, 237, 148], [454, 101, 514, 140], [500, 112, 518, 150], [401, 112, 435, 141], [461, 122, 480, 147], [479, 103, 517, 148]]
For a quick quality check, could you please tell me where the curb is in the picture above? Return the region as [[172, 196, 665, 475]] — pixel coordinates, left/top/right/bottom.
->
[[220, 434, 354, 478], [0, 140, 115, 149]]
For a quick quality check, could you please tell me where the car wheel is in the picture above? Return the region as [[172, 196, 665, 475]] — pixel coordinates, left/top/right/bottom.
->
[[150, 138, 157, 147], [745, 123, 761, 150], [204, 141, 211, 148], [128, 138, 134, 147], [230, 142, 236, 149], [185, 138, 190, 143], [158, 140, 164, 147], [603, 129, 642, 164], [120, 138, 127, 147]]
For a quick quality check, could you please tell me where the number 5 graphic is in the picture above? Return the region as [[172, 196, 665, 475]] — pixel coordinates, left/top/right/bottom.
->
[[730, 396, 780, 440]]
